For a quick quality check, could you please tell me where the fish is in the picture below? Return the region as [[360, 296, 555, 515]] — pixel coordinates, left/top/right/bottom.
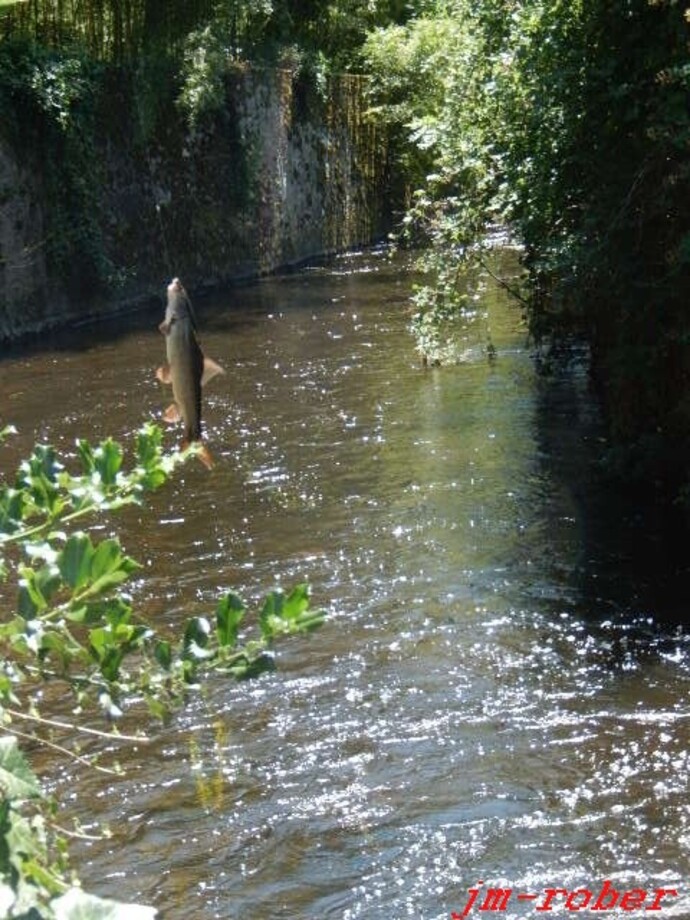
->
[[156, 277, 224, 469]]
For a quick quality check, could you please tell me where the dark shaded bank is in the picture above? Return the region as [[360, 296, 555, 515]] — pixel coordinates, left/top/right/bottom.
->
[[532, 343, 690, 628], [0, 47, 394, 343]]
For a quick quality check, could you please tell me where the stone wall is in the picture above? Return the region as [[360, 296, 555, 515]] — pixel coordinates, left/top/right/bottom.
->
[[0, 143, 54, 339], [0, 65, 390, 341]]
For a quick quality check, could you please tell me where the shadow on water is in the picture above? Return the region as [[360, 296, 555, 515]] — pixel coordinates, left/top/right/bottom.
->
[[531, 343, 690, 628], [2, 246, 690, 920]]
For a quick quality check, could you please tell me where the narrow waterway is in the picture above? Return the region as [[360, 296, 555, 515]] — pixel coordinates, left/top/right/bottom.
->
[[1, 248, 689, 919]]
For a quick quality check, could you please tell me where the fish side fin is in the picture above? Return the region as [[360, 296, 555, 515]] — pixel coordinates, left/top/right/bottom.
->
[[163, 403, 181, 424], [201, 357, 225, 387], [156, 365, 172, 384], [181, 439, 215, 470]]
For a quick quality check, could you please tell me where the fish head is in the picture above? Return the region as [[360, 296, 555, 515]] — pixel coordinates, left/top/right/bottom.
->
[[167, 277, 186, 301], [160, 277, 193, 335]]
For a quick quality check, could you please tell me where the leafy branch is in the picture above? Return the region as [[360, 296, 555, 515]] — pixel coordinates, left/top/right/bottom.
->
[[0, 424, 326, 918]]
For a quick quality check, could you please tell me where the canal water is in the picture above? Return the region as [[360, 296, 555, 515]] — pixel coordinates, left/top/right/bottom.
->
[[1, 248, 689, 918]]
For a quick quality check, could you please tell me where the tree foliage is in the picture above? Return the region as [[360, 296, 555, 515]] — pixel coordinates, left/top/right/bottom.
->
[[0, 0, 408, 65], [364, 0, 690, 503]]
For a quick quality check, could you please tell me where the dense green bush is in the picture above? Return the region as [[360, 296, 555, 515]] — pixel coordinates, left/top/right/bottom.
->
[[0, 41, 116, 297], [364, 0, 690, 505]]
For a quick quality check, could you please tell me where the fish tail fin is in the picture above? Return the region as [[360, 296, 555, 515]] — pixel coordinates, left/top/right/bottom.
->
[[181, 439, 215, 470], [197, 444, 215, 470]]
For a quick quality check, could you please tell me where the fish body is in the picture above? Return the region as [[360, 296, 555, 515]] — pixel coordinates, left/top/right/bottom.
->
[[157, 277, 224, 467]]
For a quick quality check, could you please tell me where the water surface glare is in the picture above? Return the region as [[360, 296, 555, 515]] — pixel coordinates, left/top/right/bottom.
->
[[2, 249, 690, 919]]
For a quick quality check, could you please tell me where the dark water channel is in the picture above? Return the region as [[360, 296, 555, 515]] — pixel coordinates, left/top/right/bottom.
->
[[2, 249, 690, 918]]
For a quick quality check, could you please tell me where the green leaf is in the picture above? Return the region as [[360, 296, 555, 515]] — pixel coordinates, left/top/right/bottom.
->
[[66, 596, 127, 625], [258, 590, 282, 640], [17, 445, 64, 516], [58, 533, 94, 591], [0, 737, 42, 802], [40, 630, 73, 666], [76, 438, 96, 475], [25, 445, 62, 484], [136, 424, 163, 468], [282, 583, 311, 620], [93, 439, 123, 486], [90, 539, 123, 582], [226, 651, 276, 680], [87, 538, 140, 596], [133, 425, 169, 491], [96, 649, 124, 682], [18, 568, 46, 619], [17, 565, 59, 620], [57, 535, 139, 600], [18, 564, 61, 619], [0, 674, 16, 706], [184, 641, 215, 662], [183, 617, 211, 656], [87, 618, 143, 680], [0, 487, 27, 535], [259, 584, 325, 639], [154, 640, 172, 670], [4, 809, 50, 898], [0, 616, 27, 643], [21, 853, 66, 897], [215, 593, 245, 648]]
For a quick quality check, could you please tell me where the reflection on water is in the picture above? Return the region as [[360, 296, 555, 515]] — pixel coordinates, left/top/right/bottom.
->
[[1, 249, 690, 919]]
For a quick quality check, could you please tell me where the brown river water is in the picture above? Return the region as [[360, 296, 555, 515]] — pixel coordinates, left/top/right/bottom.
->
[[1, 248, 690, 918]]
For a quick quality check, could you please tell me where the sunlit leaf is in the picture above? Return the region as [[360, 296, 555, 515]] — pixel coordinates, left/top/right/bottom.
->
[[17, 564, 60, 619], [76, 438, 96, 475], [184, 641, 215, 661], [88, 538, 140, 596], [183, 617, 211, 655], [0, 737, 42, 802], [259, 584, 325, 639], [93, 439, 123, 486], [0, 487, 27, 534], [136, 424, 163, 468], [98, 691, 123, 720], [215, 592, 245, 648], [258, 590, 282, 639], [58, 532, 94, 591], [281, 584, 311, 620]]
